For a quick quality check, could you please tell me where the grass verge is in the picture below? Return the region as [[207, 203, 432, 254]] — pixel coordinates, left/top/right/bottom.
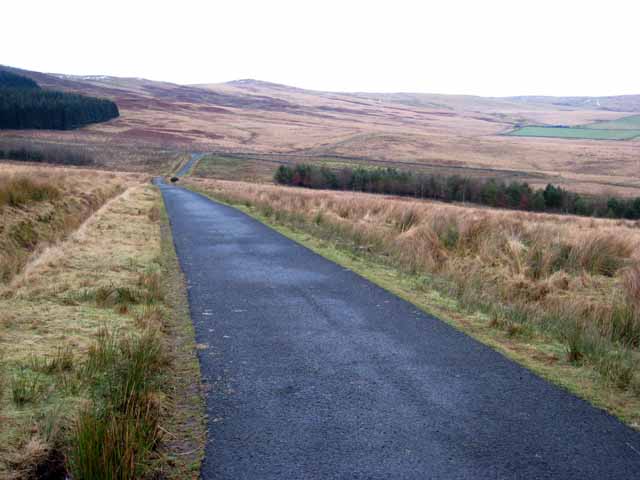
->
[[0, 182, 204, 479], [0, 163, 145, 283], [184, 178, 640, 429], [152, 195, 205, 479]]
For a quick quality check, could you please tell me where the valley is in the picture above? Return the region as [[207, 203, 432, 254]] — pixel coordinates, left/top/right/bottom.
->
[[1, 66, 639, 196], [1, 63, 640, 479]]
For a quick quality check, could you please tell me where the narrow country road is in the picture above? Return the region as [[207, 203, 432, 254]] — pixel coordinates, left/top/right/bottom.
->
[[156, 180, 640, 479], [175, 152, 205, 177]]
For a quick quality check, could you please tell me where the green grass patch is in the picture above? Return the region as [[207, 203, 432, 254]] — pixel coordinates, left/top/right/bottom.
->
[[507, 125, 640, 140], [507, 114, 640, 140], [194, 155, 250, 178], [584, 114, 640, 130]]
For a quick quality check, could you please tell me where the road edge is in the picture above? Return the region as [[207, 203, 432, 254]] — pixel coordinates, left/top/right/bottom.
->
[[154, 190, 207, 478], [184, 183, 640, 430]]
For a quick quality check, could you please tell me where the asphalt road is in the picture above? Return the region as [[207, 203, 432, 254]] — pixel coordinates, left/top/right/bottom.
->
[[156, 180, 640, 479], [175, 152, 205, 177]]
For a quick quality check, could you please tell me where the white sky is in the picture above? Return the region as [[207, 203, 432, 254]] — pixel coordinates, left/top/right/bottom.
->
[[3, 0, 638, 96]]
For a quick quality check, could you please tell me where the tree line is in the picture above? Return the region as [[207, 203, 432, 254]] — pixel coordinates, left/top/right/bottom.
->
[[0, 145, 94, 166], [274, 163, 640, 220], [0, 70, 39, 89], [0, 70, 119, 130]]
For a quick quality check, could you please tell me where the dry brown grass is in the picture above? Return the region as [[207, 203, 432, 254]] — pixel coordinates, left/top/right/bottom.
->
[[0, 176, 60, 209], [0, 164, 147, 283], [0, 175, 204, 479], [0, 136, 189, 174], [623, 264, 640, 313], [187, 178, 640, 419], [188, 177, 640, 256], [0, 183, 162, 478]]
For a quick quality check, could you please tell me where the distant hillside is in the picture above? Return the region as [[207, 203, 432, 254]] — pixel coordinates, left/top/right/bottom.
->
[[1, 65, 639, 197], [352, 91, 640, 113], [505, 95, 640, 113], [0, 70, 119, 130]]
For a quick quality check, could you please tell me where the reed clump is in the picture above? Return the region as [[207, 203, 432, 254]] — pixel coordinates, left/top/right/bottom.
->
[[68, 328, 166, 480]]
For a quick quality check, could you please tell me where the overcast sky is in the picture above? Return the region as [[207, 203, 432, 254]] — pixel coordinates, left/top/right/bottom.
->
[[3, 0, 638, 96]]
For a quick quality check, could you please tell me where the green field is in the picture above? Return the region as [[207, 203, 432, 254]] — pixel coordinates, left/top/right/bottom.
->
[[507, 114, 640, 140], [583, 114, 640, 130], [192, 154, 275, 181]]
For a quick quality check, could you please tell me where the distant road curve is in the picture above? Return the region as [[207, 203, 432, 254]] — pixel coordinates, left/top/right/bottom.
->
[[156, 178, 640, 479], [175, 152, 206, 177]]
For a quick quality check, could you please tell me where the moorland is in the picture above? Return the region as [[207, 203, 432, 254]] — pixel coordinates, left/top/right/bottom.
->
[[1, 64, 640, 478]]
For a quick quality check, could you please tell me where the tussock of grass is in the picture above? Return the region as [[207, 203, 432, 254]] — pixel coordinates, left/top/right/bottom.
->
[[568, 234, 633, 277], [29, 345, 74, 374], [595, 350, 636, 390], [623, 264, 640, 311], [0, 176, 60, 209], [187, 177, 640, 426], [94, 285, 144, 314], [84, 328, 166, 404], [70, 401, 160, 480], [394, 206, 420, 232], [561, 319, 599, 365], [135, 304, 164, 330], [138, 269, 164, 305], [84, 271, 164, 314], [69, 328, 165, 480], [11, 368, 46, 406], [607, 304, 640, 347]]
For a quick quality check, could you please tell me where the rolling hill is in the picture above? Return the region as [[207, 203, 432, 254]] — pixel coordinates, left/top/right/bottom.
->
[[0, 65, 639, 195]]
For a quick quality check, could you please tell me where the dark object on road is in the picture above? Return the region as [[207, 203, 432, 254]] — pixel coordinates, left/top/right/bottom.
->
[[170, 177, 179, 183]]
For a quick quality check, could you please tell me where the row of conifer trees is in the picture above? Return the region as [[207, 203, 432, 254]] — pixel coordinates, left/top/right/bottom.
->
[[274, 163, 640, 219]]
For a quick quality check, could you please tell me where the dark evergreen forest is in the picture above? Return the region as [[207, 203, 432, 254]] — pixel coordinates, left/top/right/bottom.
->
[[0, 70, 119, 130]]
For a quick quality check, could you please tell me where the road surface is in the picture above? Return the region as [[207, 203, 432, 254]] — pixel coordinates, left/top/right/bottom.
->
[[156, 179, 640, 479], [175, 153, 205, 177]]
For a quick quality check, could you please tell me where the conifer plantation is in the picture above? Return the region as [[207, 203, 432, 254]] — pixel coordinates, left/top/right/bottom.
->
[[275, 163, 640, 220], [0, 70, 119, 130]]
